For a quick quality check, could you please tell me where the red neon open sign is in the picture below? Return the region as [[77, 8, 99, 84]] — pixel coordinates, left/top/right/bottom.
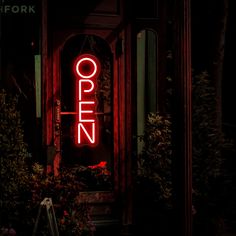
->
[[73, 54, 101, 146]]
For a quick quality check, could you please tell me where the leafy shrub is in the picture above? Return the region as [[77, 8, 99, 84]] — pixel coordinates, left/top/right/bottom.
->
[[0, 89, 97, 236], [192, 71, 223, 197], [192, 71, 225, 235], [0, 89, 30, 226], [24, 163, 96, 236], [136, 113, 173, 207]]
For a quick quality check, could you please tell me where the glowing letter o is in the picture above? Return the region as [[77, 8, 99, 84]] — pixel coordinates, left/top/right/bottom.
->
[[75, 57, 98, 79]]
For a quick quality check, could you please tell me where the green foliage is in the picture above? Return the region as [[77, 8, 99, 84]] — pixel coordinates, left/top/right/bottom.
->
[[0, 160, 107, 235], [192, 71, 223, 198], [24, 163, 95, 236], [0, 89, 97, 235], [136, 113, 173, 206], [0, 89, 29, 212], [192, 71, 225, 235]]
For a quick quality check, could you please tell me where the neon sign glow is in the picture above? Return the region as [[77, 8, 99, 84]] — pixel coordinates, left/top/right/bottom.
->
[[73, 54, 101, 146]]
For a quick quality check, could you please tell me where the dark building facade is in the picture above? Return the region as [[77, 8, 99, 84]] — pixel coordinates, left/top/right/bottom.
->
[[0, 0, 192, 235]]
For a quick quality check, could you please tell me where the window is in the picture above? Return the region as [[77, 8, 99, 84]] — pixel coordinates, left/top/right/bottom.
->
[[60, 34, 113, 190], [136, 29, 158, 154]]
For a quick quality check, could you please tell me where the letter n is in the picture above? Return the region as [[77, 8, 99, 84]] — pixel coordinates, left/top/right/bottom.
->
[[77, 123, 96, 145]]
